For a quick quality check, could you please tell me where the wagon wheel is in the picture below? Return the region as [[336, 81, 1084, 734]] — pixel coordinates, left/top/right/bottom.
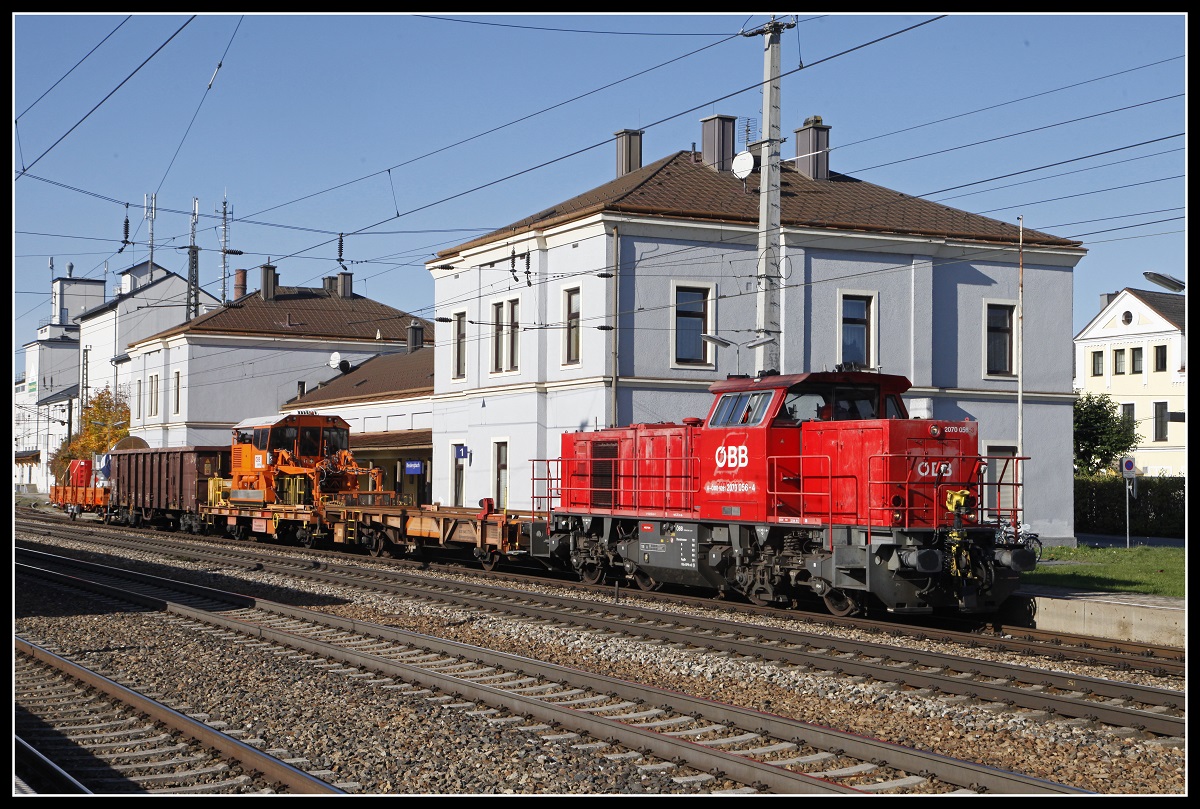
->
[[579, 563, 606, 585], [296, 529, 316, 549], [479, 551, 502, 571], [366, 529, 390, 558], [633, 570, 662, 592], [822, 588, 862, 618]]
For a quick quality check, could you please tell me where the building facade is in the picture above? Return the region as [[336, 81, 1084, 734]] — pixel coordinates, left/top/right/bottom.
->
[[14, 266, 105, 493], [426, 115, 1086, 540], [124, 265, 432, 448], [1073, 287, 1187, 476]]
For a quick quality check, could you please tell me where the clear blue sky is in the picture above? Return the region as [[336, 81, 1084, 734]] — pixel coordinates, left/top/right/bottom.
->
[[13, 13, 1186, 368]]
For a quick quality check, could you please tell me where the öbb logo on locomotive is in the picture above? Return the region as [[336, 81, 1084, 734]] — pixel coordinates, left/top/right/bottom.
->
[[51, 369, 1037, 619]]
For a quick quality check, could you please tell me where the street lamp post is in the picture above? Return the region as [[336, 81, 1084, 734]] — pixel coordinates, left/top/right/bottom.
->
[[702, 334, 778, 376]]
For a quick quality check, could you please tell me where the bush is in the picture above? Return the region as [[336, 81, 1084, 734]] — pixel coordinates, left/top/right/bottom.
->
[[1074, 475, 1185, 537]]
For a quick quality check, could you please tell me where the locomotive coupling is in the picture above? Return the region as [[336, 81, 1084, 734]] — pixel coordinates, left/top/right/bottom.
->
[[896, 547, 943, 574], [993, 547, 1037, 573]]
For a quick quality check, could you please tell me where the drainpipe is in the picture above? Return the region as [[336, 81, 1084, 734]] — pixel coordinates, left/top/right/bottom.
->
[[610, 226, 619, 428]]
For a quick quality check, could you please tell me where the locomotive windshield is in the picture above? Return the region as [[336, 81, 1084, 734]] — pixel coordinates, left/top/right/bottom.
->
[[323, 426, 350, 454], [709, 391, 773, 427]]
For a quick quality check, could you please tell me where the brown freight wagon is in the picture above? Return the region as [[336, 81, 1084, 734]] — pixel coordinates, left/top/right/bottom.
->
[[108, 446, 229, 532]]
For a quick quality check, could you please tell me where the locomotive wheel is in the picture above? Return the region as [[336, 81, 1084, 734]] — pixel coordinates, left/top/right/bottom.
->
[[746, 589, 775, 607], [633, 571, 662, 592], [297, 530, 315, 549], [822, 588, 862, 617], [579, 563, 606, 585]]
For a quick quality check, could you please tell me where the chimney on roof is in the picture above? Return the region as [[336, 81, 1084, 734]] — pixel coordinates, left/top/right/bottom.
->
[[701, 114, 737, 172], [1100, 292, 1119, 309], [407, 321, 424, 352], [337, 271, 353, 298], [322, 276, 336, 293], [615, 129, 643, 178], [260, 263, 278, 302], [234, 268, 247, 299], [794, 115, 831, 181]]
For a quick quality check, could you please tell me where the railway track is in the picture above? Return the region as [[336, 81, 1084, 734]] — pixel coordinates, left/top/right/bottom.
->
[[17, 547, 1094, 795], [15, 521, 1186, 742], [15, 510, 1184, 677], [15, 637, 344, 794]]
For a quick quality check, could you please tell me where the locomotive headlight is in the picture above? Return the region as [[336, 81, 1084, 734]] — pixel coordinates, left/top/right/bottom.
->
[[929, 424, 941, 437], [890, 495, 906, 525]]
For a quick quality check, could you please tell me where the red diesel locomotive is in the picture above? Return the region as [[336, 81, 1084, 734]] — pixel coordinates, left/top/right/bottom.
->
[[533, 369, 1035, 615]]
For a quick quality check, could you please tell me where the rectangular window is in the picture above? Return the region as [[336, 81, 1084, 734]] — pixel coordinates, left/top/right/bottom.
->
[[491, 301, 505, 373], [494, 441, 509, 509], [564, 288, 581, 365], [1091, 351, 1103, 376], [135, 379, 142, 419], [490, 299, 520, 373], [507, 300, 519, 371], [1112, 349, 1126, 375], [173, 370, 181, 414], [985, 445, 1019, 517], [1121, 403, 1135, 426], [1153, 344, 1167, 372], [453, 312, 467, 379], [148, 374, 159, 417], [842, 295, 872, 368], [1153, 402, 1168, 441], [1131, 347, 1143, 374], [674, 286, 710, 365], [985, 304, 1014, 375]]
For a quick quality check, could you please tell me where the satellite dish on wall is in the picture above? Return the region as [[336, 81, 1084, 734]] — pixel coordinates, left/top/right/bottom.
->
[[328, 351, 341, 369], [732, 150, 755, 180]]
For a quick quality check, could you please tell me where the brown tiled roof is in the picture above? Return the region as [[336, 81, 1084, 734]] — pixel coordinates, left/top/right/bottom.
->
[[287, 348, 434, 407], [148, 284, 434, 343], [1126, 288, 1186, 332], [439, 151, 1081, 258], [351, 429, 432, 451]]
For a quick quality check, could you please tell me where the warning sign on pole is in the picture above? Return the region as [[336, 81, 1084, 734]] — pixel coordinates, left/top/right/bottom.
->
[[1121, 456, 1137, 479]]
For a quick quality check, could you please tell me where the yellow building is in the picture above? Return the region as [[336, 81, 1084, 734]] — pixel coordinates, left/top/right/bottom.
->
[[1073, 287, 1186, 476]]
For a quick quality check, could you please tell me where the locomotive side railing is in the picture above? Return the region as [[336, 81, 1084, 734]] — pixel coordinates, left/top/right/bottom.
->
[[863, 453, 1026, 533], [534, 454, 702, 519], [765, 453, 835, 525], [762, 452, 1025, 537]]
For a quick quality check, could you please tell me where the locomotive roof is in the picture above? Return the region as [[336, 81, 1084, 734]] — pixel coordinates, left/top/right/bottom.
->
[[231, 413, 350, 430], [708, 370, 913, 396]]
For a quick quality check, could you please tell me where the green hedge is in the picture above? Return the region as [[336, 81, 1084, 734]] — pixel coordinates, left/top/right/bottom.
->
[[1074, 476, 1185, 537]]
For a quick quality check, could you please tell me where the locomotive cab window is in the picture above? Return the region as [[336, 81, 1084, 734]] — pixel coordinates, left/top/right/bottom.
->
[[710, 391, 773, 427], [299, 426, 321, 457], [832, 387, 878, 420], [324, 427, 350, 454], [253, 428, 270, 451], [783, 391, 825, 422], [270, 426, 297, 452]]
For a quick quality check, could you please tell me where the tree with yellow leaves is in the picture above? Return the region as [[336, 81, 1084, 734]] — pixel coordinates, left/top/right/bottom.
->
[[48, 387, 130, 484]]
